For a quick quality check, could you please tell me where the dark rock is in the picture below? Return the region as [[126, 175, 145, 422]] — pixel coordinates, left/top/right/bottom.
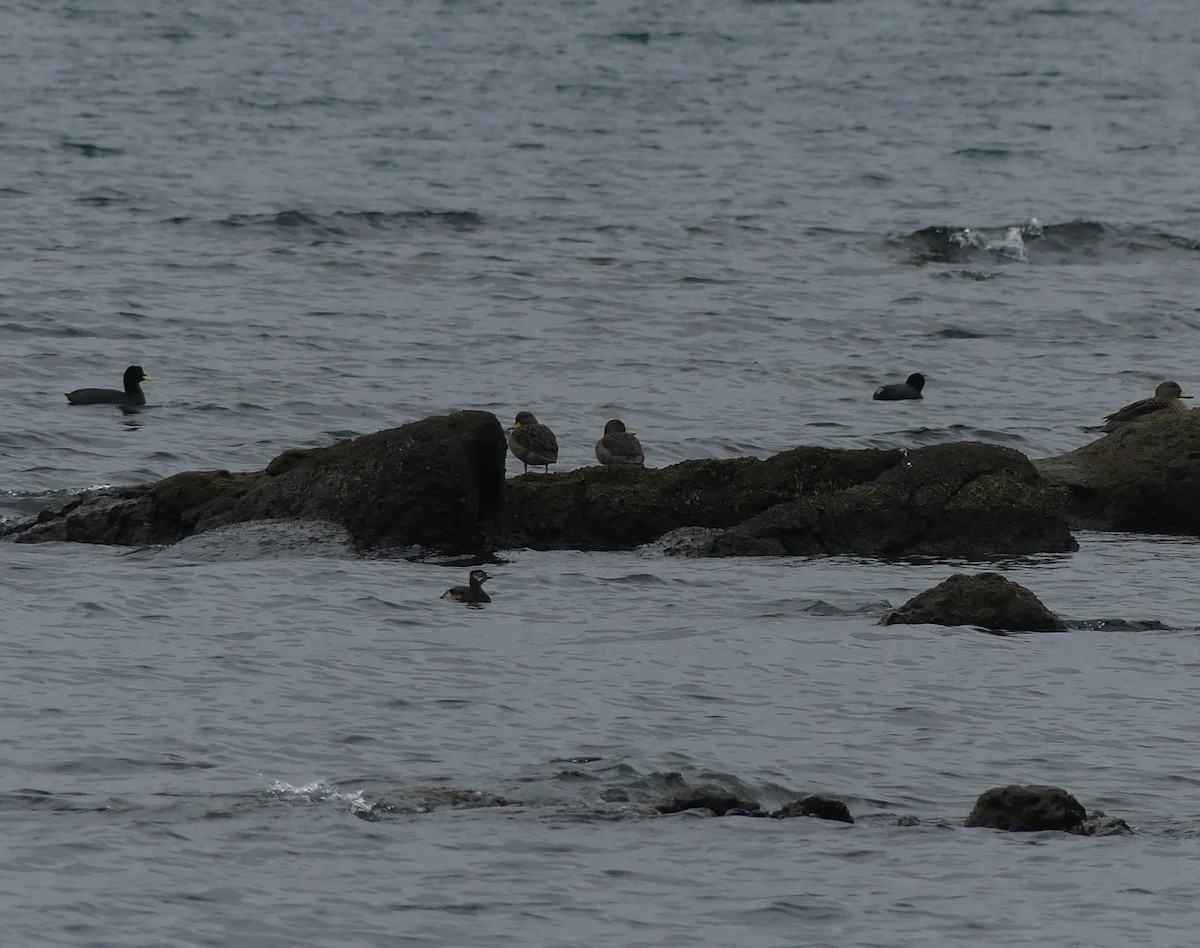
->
[[773, 794, 854, 823], [708, 442, 1076, 558], [6, 411, 506, 554], [8, 470, 263, 546], [964, 785, 1086, 832], [657, 787, 762, 816], [883, 572, 1067, 632], [896, 815, 922, 827], [1076, 810, 1134, 837], [492, 446, 902, 552], [4, 414, 1076, 560], [1036, 410, 1200, 534]]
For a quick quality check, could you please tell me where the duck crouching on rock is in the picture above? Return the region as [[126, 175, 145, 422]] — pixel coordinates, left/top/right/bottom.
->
[[1100, 380, 1191, 433], [595, 419, 644, 466]]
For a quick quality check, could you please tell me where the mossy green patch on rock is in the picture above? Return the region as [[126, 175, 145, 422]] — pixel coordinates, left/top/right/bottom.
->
[[1036, 409, 1200, 534]]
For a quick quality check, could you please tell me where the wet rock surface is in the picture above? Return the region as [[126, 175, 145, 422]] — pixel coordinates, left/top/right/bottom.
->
[[707, 442, 1076, 558], [657, 787, 763, 817], [5, 411, 506, 554], [883, 572, 1068, 633], [773, 794, 854, 823], [1036, 409, 1200, 535], [491, 445, 902, 552], [5, 412, 1077, 559], [964, 785, 1087, 832]]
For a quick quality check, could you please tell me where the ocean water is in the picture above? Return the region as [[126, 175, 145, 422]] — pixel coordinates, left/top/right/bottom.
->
[[3, 1, 1200, 945]]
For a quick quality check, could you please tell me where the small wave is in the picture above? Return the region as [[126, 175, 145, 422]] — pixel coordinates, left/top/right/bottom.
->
[[61, 140, 122, 157], [898, 218, 1199, 265], [212, 208, 484, 238], [267, 779, 373, 816]]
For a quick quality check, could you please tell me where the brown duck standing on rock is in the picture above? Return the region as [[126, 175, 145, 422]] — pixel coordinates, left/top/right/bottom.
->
[[507, 411, 559, 473], [595, 419, 644, 466], [1100, 380, 1191, 433]]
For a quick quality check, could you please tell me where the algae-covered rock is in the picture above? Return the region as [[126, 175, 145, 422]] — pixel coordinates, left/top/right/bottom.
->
[[6, 411, 506, 553], [964, 785, 1086, 832], [1036, 409, 1200, 534], [490, 446, 902, 551], [709, 442, 1076, 558], [883, 572, 1066, 632]]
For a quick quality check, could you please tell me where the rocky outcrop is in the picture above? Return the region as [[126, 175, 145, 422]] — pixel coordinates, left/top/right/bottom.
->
[[883, 573, 1066, 632], [492, 445, 902, 551], [1036, 409, 1200, 534], [964, 785, 1087, 832], [495, 441, 1075, 558], [4, 412, 1077, 559], [705, 442, 1076, 557], [6, 411, 506, 553]]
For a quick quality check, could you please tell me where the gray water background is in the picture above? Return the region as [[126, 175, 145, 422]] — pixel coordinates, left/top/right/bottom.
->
[[3, 1, 1200, 945]]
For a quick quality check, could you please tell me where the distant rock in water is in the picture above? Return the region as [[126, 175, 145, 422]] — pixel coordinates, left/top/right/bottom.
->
[[773, 794, 854, 823], [657, 787, 762, 817], [964, 785, 1086, 833], [883, 573, 1067, 633], [1036, 408, 1200, 535]]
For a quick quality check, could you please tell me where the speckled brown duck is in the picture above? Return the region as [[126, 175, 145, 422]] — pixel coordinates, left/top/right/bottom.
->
[[1100, 380, 1191, 433], [507, 411, 559, 473], [594, 419, 644, 466]]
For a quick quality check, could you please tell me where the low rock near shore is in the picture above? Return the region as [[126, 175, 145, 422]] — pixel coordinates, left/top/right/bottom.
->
[[883, 572, 1067, 633]]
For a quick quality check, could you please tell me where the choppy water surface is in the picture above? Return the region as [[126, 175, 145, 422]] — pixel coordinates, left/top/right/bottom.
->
[[4, 1, 1200, 945]]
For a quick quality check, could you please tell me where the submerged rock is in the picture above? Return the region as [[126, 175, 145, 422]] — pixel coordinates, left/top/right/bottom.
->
[[964, 785, 1087, 832], [1036, 409, 1200, 534], [773, 794, 854, 823], [1076, 810, 1135, 837], [883, 572, 1067, 633], [657, 787, 762, 817]]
